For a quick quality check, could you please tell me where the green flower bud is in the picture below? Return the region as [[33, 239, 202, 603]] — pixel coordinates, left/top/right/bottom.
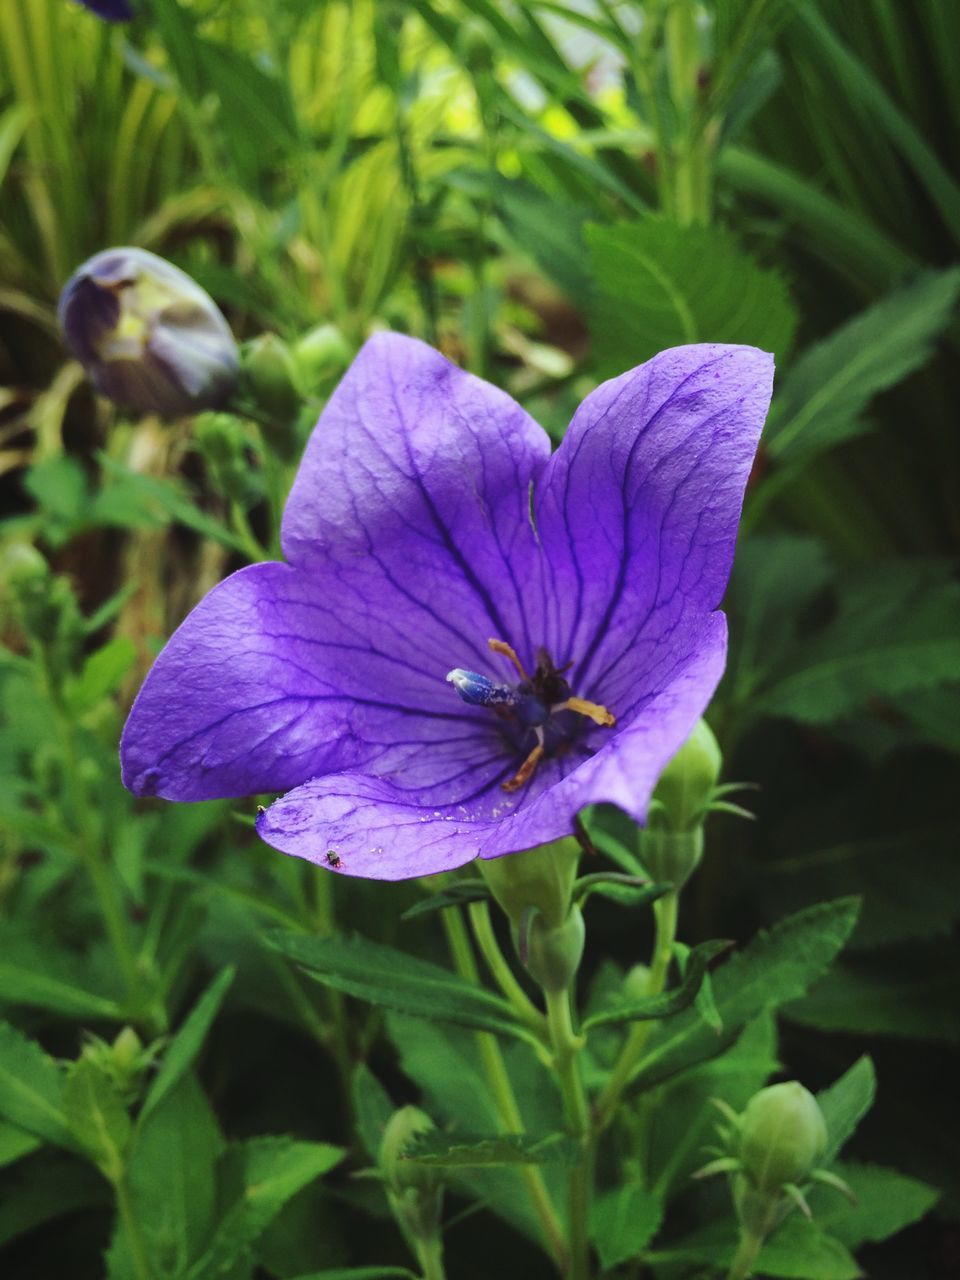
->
[[478, 838, 580, 931], [639, 826, 704, 890], [59, 246, 238, 416], [242, 334, 301, 424], [739, 1082, 827, 1196], [2, 543, 50, 592], [293, 323, 352, 392], [650, 719, 722, 832], [523, 905, 585, 994], [194, 412, 258, 505], [621, 963, 652, 1001], [380, 1106, 443, 1241]]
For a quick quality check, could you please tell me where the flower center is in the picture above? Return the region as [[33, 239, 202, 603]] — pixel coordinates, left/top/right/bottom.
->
[[446, 638, 615, 792]]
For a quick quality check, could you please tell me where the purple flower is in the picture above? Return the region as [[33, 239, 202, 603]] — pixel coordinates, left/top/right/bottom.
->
[[74, 0, 134, 19], [120, 335, 772, 880]]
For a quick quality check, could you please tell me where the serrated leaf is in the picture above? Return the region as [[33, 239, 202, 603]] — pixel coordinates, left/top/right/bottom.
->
[[586, 217, 796, 377], [267, 932, 537, 1045], [187, 1137, 344, 1280], [140, 966, 235, 1124], [63, 1058, 130, 1179], [816, 1056, 876, 1163], [583, 940, 732, 1030], [766, 268, 960, 465], [788, 957, 960, 1043], [0, 1020, 74, 1149], [631, 898, 859, 1092], [813, 1161, 938, 1248], [756, 561, 960, 724], [404, 1130, 577, 1168], [590, 1182, 663, 1270]]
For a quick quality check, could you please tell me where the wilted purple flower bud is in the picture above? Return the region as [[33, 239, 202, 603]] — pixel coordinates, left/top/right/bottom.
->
[[58, 247, 239, 416]]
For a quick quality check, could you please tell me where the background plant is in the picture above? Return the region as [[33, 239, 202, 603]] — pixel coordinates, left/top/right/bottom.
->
[[1, 1, 958, 1278]]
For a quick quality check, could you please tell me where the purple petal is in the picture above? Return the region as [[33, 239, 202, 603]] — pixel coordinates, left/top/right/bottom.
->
[[120, 561, 496, 801], [256, 613, 726, 880], [75, 0, 134, 21], [531, 344, 773, 706], [281, 333, 550, 671]]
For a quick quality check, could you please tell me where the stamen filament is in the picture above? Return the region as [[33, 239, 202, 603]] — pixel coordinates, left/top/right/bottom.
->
[[488, 637, 528, 681], [503, 729, 545, 792], [553, 696, 616, 727]]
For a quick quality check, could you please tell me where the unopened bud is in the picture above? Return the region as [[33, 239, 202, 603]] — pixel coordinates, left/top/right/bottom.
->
[[59, 247, 239, 416], [650, 719, 722, 832], [194, 412, 256, 504], [523, 905, 585, 994], [380, 1106, 443, 1241], [739, 1082, 827, 1196], [242, 334, 301, 424], [622, 963, 652, 1001], [293, 323, 352, 392], [479, 839, 580, 932]]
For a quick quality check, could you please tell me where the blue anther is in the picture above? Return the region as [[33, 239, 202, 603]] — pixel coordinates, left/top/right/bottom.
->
[[446, 668, 521, 709]]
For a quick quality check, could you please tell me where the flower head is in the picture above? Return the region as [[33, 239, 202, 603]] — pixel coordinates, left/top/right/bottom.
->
[[59, 247, 239, 416], [120, 335, 773, 880]]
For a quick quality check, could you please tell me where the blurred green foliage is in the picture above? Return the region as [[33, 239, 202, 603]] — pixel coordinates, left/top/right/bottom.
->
[[1, 1, 959, 1277]]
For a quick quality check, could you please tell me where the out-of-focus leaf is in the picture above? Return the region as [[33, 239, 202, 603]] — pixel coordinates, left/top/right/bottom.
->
[[631, 898, 859, 1092], [63, 1058, 130, 1177], [650, 1216, 860, 1279], [352, 1064, 394, 1164], [267, 932, 538, 1046], [0, 1152, 108, 1248], [755, 561, 960, 724], [0, 1020, 73, 1149], [187, 1137, 344, 1280], [589, 1182, 663, 1270], [766, 268, 960, 465], [788, 956, 960, 1043], [586, 217, 797, 377], [813, 1161, 937, 1248], [63, 636, 137, 714], [0, 960, 123, 1020], [140, 966, 235, 1124], [0, 1121, 40, 1169], [816, 1056, 876, 1162]]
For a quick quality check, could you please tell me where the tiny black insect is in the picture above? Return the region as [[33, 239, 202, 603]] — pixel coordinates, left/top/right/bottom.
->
[[325, 851, 342, 869], [256, 804, 266, 815]]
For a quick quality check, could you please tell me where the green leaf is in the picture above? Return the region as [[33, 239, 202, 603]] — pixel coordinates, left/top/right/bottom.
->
[[652, 1217, 860, 1279], [589, 1182, 663, 1270], [766, 268, 960, 465], [140, 965, 235, 1124], [400, 880, 490, 921], [0, 1152, 108, 1249], [813, 1161, 938, 1248], [63, 636, 137, 715], [267, 932, 538, 1045], [0, 962, 123, 1020], [787, 957, 960, 1043], [572, 874, 669, 911], [63, 1057, 130, 1179], [113, 1075, 222, 1280], [0, 1120, 40, 1170], [187, 1137, 344, 1280], [816, 1056, 876, 1163], [352, 1064, 395, 1163], [585, 217, 797, 377], [582, 940, 732, 1030], [631, 898, 859, 1092], [0, 1020, 73, 1149], [404, 1130, 577, 1168], [286, 1271, 417, 1279], [755, 561, 960, 724]]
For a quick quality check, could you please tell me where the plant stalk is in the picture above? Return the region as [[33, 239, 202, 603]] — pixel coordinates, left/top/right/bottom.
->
[[544, 987, 591, 1280]]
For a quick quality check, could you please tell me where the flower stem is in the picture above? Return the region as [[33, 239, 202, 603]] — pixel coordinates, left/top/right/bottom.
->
[[115, 1173, 155, 1280], [544, 987, 591, 1280], [414, 1235, 447, 1280], [441, 908, 567, 1268], [727, 1226, 764, 1280], [594, 888, 679, 1131], [468, 899, 546, 1034]]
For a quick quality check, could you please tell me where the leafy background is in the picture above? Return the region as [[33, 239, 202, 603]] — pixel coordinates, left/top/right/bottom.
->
[[1, 1, 959, 1278]]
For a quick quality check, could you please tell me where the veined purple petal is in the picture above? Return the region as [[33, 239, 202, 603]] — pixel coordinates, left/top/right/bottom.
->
[[256, 613, 726, 880]]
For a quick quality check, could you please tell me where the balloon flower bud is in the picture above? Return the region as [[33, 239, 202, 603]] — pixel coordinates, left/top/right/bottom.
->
[[380, 1107, 443, 1242], [242, 334, 301, 423], [641, 719, 722, 889], [739, 1082, 827, 1196], [479, 839, 580, 932], [293, 323, 352, 392], [59, 247, 239, 416]]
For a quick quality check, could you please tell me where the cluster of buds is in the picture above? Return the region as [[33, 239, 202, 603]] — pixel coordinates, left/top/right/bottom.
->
[[696, 1082, 855, 1272], [379, 1106, 445, 1264]]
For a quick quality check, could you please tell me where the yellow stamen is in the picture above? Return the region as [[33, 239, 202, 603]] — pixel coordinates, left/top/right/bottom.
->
[[502, 742, 545, 792], [554, 697, 616, 727], [488, 637, 528, 681]]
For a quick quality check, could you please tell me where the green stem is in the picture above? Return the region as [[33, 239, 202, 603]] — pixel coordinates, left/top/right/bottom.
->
[[229, 499, 269, 563], [115, 1173, 155, 1280], [727, 1225, 764, 1280], [544, 987, 590, 1280], [441, 909, 567, 1269], [594, 889, 679, 1131], [413, 1234, 447, 1280], [468, 900, 546, 1034]]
